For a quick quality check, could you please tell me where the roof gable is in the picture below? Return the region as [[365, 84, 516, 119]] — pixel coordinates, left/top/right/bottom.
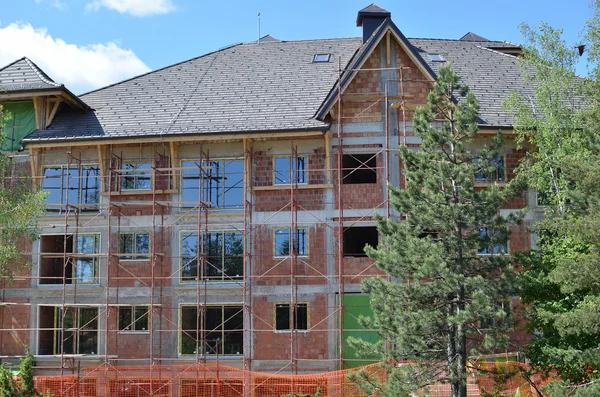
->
[[316, 18, 435, 120]]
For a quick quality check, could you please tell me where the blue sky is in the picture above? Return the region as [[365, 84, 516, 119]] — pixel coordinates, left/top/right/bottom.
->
[[1, 0, 593, 93]]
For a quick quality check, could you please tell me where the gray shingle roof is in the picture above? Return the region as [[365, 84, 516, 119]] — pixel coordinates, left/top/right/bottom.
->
[[409, 38, 531, 127], [24, 38, 361, 142], [0, 57, 62, 92], [23, 32, 533, 143]]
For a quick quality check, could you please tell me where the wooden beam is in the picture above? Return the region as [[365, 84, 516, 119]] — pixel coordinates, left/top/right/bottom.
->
[[169, 141, 179, 190], [324, 131, 332, 183], [386, 31, 391, 66], [28, 148, 38, 184], [25, 129, 326, 149], [97, 145, 106, 192], [342, 94, 415, 102], [45, 98, 62, 127], [59, 91, 85, 110], [0, 90, 63, 101]]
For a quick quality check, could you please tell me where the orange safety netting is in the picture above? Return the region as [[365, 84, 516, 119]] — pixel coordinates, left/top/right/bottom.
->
[[31, 361, 552, 397]]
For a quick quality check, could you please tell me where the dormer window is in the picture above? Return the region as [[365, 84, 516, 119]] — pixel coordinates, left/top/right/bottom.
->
[[313, 54, 331, 63]]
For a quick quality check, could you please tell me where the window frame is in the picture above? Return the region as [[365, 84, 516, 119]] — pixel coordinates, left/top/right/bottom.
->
[[118, 305, 150, 333], [179, 304, 244, 356], [180, 158, 244, 209], [42, 164, 101, 212], [474, 155, 507, 185], [73, 233, 100, 284], [273, 228, 309, 258], [119, 232, 151, 261], [120, 162, 152, 191], [274, 302, 309, 332], [50, 306, 99, 355], [273, 155, 307, 186], [477, 227, 509, 256], [179, 230, 245, 283]]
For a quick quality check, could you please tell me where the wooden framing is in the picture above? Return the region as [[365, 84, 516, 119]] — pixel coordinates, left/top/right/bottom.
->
[[26, 130, 326, 149]]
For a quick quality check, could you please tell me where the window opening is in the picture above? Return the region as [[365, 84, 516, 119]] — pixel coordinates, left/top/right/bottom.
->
[[477, 228, 508, 255], [475, 156, 506, 183], [181, 159, 244, 208], [118, 306, 149, 331], [180, 305, 243, 355], [121, 163, 151, 190], [343, 227, 378, 257], [274, 156, 306, 185], [313, 54, 331, 63], [119, 232, 150, 260], [342, 154, 377, 184], [181, 231, 244, 282], [39, 234, 99, 284], [42, 165, 100, 212], [428, 53, 445, 62], [275, 303, 308, 331], [274, 228, 308, 256], [38, 306, 98, 355]]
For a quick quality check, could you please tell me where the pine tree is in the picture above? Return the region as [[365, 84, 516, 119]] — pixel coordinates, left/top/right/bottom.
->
[[349, 65, 523, 397]]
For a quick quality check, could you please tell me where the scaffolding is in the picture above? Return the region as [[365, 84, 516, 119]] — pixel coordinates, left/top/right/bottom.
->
[[0, 55, 445, 396]]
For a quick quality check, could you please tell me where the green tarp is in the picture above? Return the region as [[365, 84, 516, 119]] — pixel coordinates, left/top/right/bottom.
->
[[1, 102, 36, 151], [342, 294, 381, 368]]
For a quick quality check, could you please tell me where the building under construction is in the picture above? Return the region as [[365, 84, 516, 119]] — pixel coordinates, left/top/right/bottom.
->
[[0, 4, 535, 395]]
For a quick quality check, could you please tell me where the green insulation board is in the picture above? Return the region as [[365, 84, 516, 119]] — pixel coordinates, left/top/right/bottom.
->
[[1, 102, 36, 151], [342, 294, 381, 368]]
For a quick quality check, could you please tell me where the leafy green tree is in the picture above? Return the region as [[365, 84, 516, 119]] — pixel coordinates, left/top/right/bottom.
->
[[0, 105, 46, 280], [504, 1, 600, 393], [349, 65, 523, 397]]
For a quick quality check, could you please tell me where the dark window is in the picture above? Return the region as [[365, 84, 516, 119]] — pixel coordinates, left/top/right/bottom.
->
[[38, 306, 98, 355], [275, 229, 308, 256], [181, 159, 244, 209], [274, 156, 306, 185], [342, 154, 377, 184], [118, 306, 149, 331], [43, 165, 100, 212], [39, 234, 99, 285], [343, 227, 378, 257], [181, 305, 244, 355], [181, 231, 244, 282], [119, 232, 150, 260], [275, 303, 308, 331]]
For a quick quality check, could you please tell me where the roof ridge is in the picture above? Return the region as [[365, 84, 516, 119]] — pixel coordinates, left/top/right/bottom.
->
[[80, 43, 244, 97], [476, 45, 519, 59], [0, 56, 27, 73], [22, 57, 62, 88]]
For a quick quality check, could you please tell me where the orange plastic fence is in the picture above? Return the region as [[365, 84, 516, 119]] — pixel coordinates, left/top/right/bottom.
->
[[31, 361, 549, 397]]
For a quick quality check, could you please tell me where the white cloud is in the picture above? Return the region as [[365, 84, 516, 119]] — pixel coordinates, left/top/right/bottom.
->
[[0, 23, 151, 94], [34, 0, 68, 10], [85, 0, 175, 17]]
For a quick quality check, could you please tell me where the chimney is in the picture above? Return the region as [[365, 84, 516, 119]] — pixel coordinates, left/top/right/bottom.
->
[[356, 4, 391, 43]]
